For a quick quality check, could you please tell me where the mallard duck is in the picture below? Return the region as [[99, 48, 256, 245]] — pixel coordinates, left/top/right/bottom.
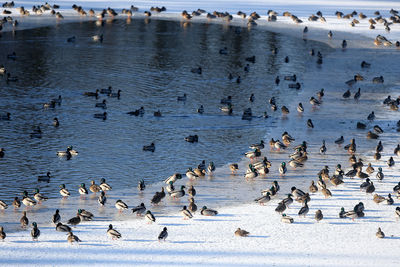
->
[[254, 192, 271, 205], [20, 211, 29, 228], [320, 140, 327, 154], [0, 199, 7, 210], [229, 163, 239, 174], [307, 119, 314, 128], [335, 136, 344, 145], [33, 189, 48, 203], [297, 103, 304, 113], [158, 227, 168, 241], [89, 180, 101, 193], [137, 179, 145, 191], [166, 181, 175, 194], [366, 163, 374, 174], [393, 182, 400, 192], [94, 112, 107, 120], [132, 203, 146, 216], [188, 186, 196, 197], [356, 168, 369, 179], [98, 191, 107, 206], [186, 168, 199, 179], [275, 201, 286, 214], [335, 164, 344, 176], [367, 131, 379, 139], [386, 194, 394, 205], [0, 226, 6, 241], [289, 159, 304, 168], [309, 96, 321, 106], [245, 165, 258, 179], [22, 191, 36, 207], [315, 210, 323, 222], [188, 197, 197, 213], [115, 200, 128, 212], [360, 178, 372, 191], [366, 182, 375, 194], [52, 209, 61, 224], [59, 184, 70, 198], [394, 144, 400, 157], [395, 207, 400, 220], [12, 197, 21, 208], [207, 162, 215, 174], [291, 186, 306, 199], [282, 194, 294, 207], [321, 185, 332, 198], [376, 227, 385, 238], [339, 207, 346, 218], [274, 140, 287, 151], [107, 224, 122, 240], [181, 205, 193, 220], [201, 206, 218, 216], [151, 188, 165, 205], [67, 213, 81, 226], [249, 140, 264, 150], [235, 228, 250, 237], [373, 194, 386, 204], [279, 162, 287, 175], [164, 173, 182, 184], [185, 135, 199, 143], [281, 106, 290, 115], [282, 132, 295, 144], [67, 231, 81, 243], [38, 172, 51, 182], [193, 168, 205, 177], [388, 157, 395, 167], [344, 138, 356, 153], [298, 200, 309, 217], [95, 99, 107, 109], [309, 181, 318, 193], [109, 89, 121, 98], [330, 175, 344, 186], [297, 193, 311, 204], [31, 222, 40, 241], [79, 183, 88, 195], [56, 222, 71, 232], [145, 210, 156, 223], [170, 185, 186, 199], [281, 214, 294, 224], [143, 143, 155, 152]]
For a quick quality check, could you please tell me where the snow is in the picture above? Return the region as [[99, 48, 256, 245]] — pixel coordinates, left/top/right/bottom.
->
[[1, 1, 400, 266]]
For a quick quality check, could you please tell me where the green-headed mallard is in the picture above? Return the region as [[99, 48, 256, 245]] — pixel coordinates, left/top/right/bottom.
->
[[0, 200, 8, 210], [145, 210, 156, 223], [388, 156, 395, 167], [166, 181, 175, 194], [31, 222, 40, 241], [250, 140, 264, 150], [235, 228, 249, 237], [279, 162, 287, 175], [158, 227, 168, 241], [181, 205, 193, 220], [339, 207, 346, 218], [376, 168, 384, 181], [254, 192, 271, 205], [164, 173, 182, 184], [193, 168, 205, 177], [37, 172, 51, 182], [115, 200, 128, 212], [52, 209, 61, 224], [274, 140, 287, 151], [207, 162, 215, 174], [281, 214, 294, 223], [201, 206, 218, 216], [386, 194, 394, 205], [107, 224, 122, 240], [170, 186, 186, 199], [289, 159, 303, 168], [132, 203, 146, 216], [67, 213, 81, 226], [98, 191, 107, 206], [291, 186, 305, 199], [186, 168, 199, 180], [79, 183, 88, 195], [297, 103, 304, 113], [59, 184, 70, 198], [67, 231, 81, 243], [282, 194, 294, 207], [245, 149, 261, 160], [20, 211, 29, 228], [245, 164, 258, 179], [282, 132, 295, 144], [33, 188, 48, 203], [298, 200, 309, 217], [22, 191, 36, 207], [56, 222, 71, 232], [137, 179, 146, 191], [100, 178, 112, 191], [80, 209, 94, 220], [395, 207, 400, 220]]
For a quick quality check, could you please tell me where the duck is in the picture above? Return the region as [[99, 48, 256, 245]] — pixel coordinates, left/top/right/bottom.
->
[[190, 67, 202, 74], [185, 135, 199, 143], [166, 181, 175, 194], [89, 180, 101, 193], [320, 140, 327, 154], [281, 106, 290, 115], [137, 179, 145, 191], [275, 201, 287, 214], [367, 131, 379, 139], [188, 186, 196, 197], [56, 222, 71, 232], [289, 159, 304, 168], [0, 200, 7, 210], [100, 178, 112, 191], [367, 111, 375, 121], [395, 207, 400, 220], [386, 194, 394, 205], [235, 228, 250, 237], [132, 203, 146, 216], [98, 191, 107, 206], [376, 227, 385, 238], [360, 178, 372, 191], [158, 227, 168, 241], [366, 181, 375, 194], [356, 168, 369, 179], [330, 175, 344, 186], [108, 89, 121, 98], [229, 163, 239, 174], [67, 213, 81, 226], [37, 172, 51, 182], [372, 76, 384, 84], [22, 191, 36, 207], [181, 206, 193, 220], [164, 173, 182, 184], [197, 105, 204, 114], [321, 184, 332, 198], [94, 112, 107, 120], [115, 200, 128, 212], [143, 143, 155, 152], [84, 89, 99, 97], [282, 132, 295, 144], [345, 138, 356, 153], [297, 103, 304, 113], [291, 186, 306, 199], [298, 200, 309, 217], [33, 189, 48, 203], [107, 224, 122, 240], [366, 163, 374, 174], [274, 140, 287, 151], [254, 192, 271, 205], [92, 34, 103, 42], [95, 99, 107, 109], [281, 214, 294, 224], [31, 222, 40, 241], [309, 181, 318, 193], [201, 206, 218, 216], [387, 156, 395, 167], [309, 96, 321, 106], [315, 210, 323, 222], [0, 113, 11, 121], [307, 119, 314, 128], [79, 183, 88, 195], [207, 162, 215, 174], [343, 89, 351, 98], [373, 194, 386, 204], [52, 209, 61, 225], [335, 136, 344, 145], [339, 207, 346, 218], [145, 210, 156, 223], [170, 185, 186, 199], [29, 126, 42, 138], [12, 197, 21, 209], [279, 162, 287, 175], [151, 188, 165, 205], [67, 231, 81, 243]]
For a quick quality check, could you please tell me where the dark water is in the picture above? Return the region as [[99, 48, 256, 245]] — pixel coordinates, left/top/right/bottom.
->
[[0, 18, 329, 203]]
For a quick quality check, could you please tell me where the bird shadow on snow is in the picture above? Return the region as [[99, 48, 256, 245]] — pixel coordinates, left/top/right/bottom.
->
[[161, 223, 190, 226], [248, 235, 269, 239]]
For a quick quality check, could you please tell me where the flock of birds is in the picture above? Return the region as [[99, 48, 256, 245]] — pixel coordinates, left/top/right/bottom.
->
[[0, 2, 400, 246]]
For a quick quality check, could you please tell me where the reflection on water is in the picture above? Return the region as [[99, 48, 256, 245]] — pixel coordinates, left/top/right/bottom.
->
[[0, 18, 332, 231]]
